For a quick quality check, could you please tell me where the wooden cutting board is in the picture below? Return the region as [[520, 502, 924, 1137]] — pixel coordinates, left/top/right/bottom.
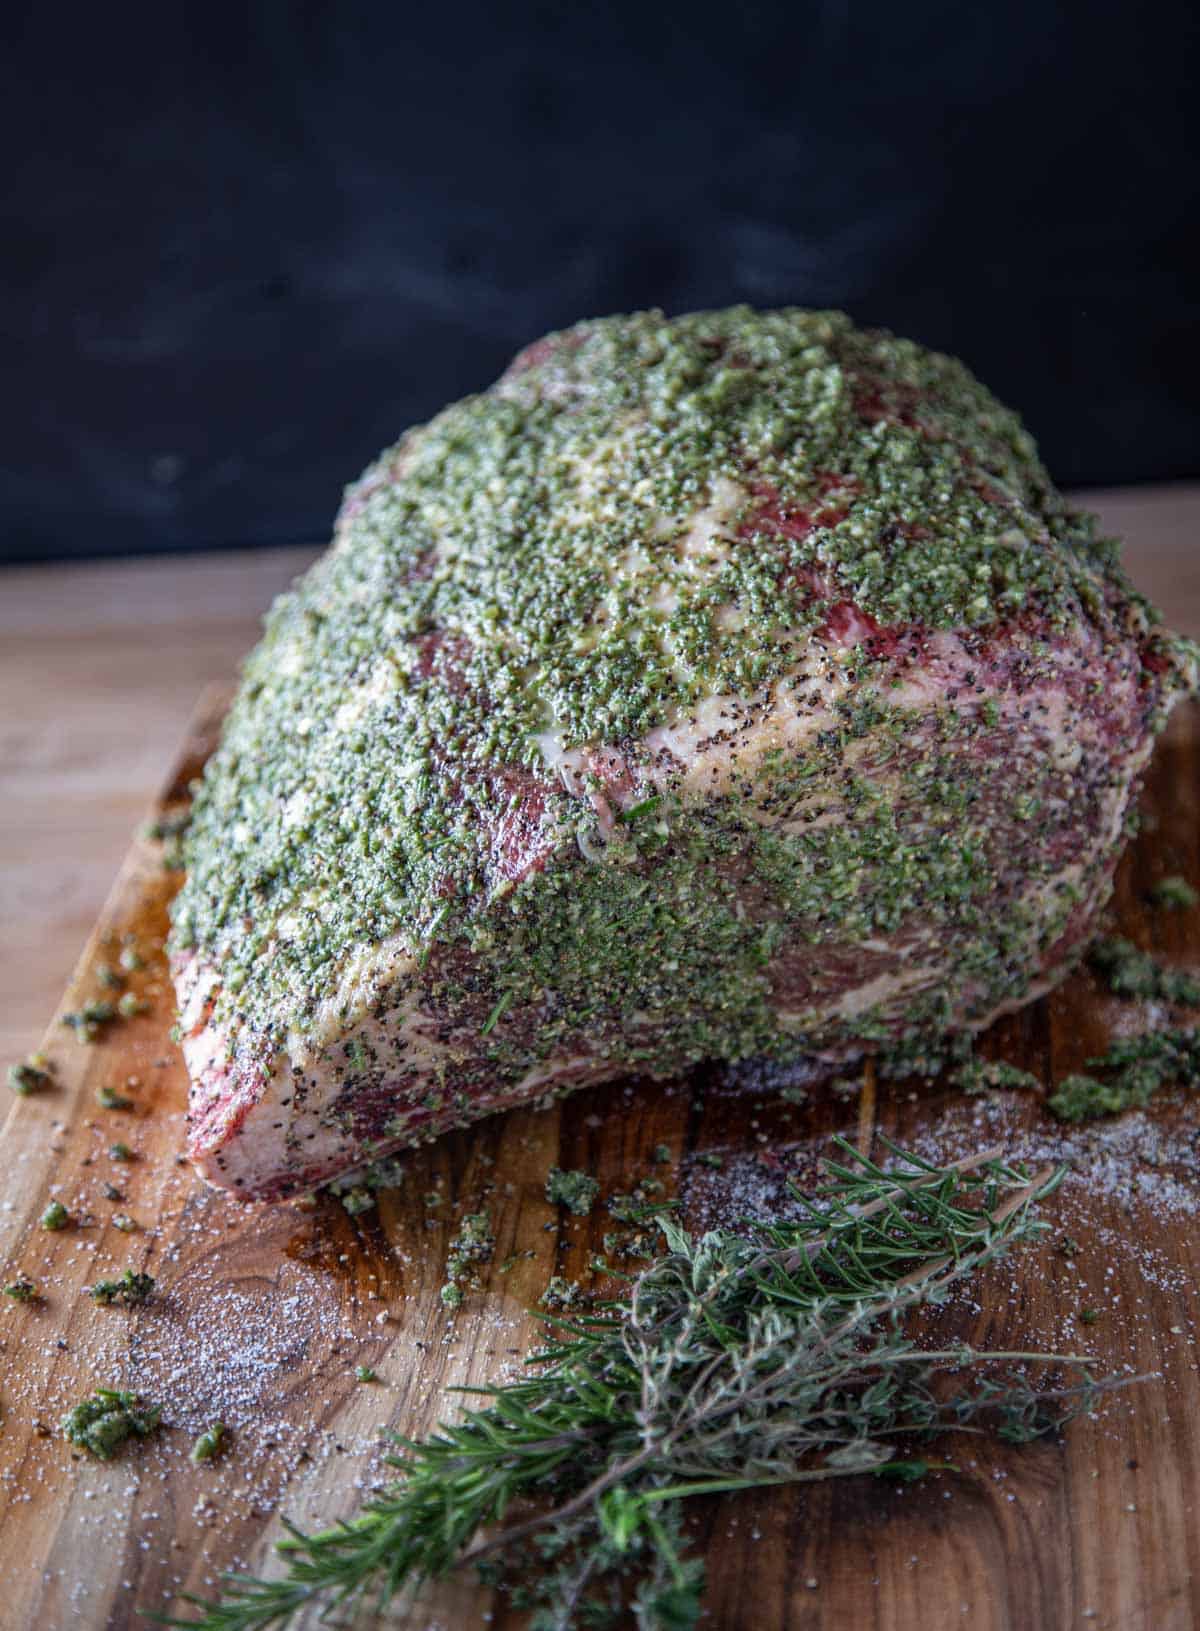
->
[[2, 690, 1198, 1631]]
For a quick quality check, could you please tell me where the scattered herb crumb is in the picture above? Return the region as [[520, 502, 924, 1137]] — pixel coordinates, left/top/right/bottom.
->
[[1088, 937, 1200, 1005], [1150, 876, 1198, 911], [8, 1058, 51, 1095], [952, 1058, 1041, 1096], [89, 1270, 155, 1307], [4, 1274, 37, 1302], [1050, 1075, 1127, 1121], [878, 1030, 974, 1081], [191, 1421, 228, 1464], [96, 1085, 133, 1110], [111, 1214, 138, 1233], [117, 992, 148, 1019], [109, 1142, 134, 1162], [697, 1152, 724, 1169], [1048, 1028, 1200, 1121], [355, 1366, 378, 1384], [62, 1388, 162, 1459], [544, 1167, 600, 1217], [652, 1144, 672, 1164], [40, 1201, 70, 1231], [540, 1275, 583, 1310], [440, 1211, 494, 1310], [1079, 1308, 1101, 1325], [62, 1000, 117, 1043], [328, 1157, 405, 1216]]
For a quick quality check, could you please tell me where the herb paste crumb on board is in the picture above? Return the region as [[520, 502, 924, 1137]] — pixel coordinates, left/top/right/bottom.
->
[[170, 307, 1196, 1200]]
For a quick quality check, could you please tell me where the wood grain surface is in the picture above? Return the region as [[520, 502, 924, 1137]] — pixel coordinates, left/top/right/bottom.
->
[[2, 681, 1200, 1631]]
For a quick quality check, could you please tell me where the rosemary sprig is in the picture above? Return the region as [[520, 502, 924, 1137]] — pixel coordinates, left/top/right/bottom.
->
[[168, 1139, 1114, 1631]]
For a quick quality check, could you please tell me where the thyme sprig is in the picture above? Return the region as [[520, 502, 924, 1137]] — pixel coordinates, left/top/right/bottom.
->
[[169, 1140, 1114, 1631]]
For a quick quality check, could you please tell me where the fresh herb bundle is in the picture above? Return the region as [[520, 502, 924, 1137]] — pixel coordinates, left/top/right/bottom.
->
[[171, 1140, 1110, 1631]]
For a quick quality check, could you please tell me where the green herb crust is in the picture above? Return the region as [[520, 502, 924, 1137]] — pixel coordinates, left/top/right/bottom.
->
[[171, 308, 1194, 1197]]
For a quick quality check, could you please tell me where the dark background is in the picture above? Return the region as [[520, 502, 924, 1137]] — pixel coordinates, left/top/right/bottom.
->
[[3, 0, 1197, 565]]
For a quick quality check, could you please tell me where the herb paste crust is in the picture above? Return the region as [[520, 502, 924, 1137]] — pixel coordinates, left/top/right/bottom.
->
[[171, 307, 1194, 1196]]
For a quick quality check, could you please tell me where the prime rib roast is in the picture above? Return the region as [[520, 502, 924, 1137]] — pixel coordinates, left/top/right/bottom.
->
[[171, 307, 1195, 1201]]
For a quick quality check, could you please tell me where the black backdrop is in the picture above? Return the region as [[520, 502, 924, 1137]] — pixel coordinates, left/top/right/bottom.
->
[[3, 0, 1197, 564]]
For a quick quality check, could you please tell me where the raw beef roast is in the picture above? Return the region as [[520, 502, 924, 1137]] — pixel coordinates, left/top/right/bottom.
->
[[172, 307, 1195, 1201]]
